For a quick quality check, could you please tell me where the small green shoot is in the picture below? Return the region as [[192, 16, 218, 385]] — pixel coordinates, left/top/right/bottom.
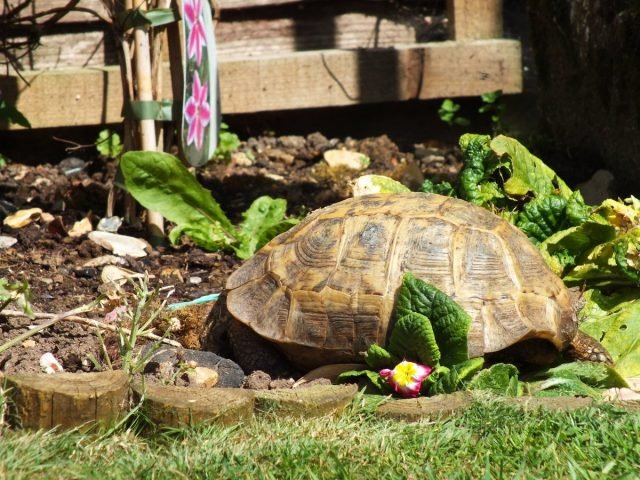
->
[[95, 129, 123, 158], [0, 278, 33, 319], [479, 90, 505, 134], [438, 99, 470, 127], [214, 122, 240, 161], [102, 275, 174, 375]]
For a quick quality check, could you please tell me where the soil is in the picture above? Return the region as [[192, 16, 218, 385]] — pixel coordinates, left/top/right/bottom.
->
[[0, 133, 461, 381]]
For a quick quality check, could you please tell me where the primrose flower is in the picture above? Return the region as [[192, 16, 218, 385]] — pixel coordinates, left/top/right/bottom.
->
[[184, 70, 211, 150], [184, 0, 206, 66], [380, 360, 432, 398]]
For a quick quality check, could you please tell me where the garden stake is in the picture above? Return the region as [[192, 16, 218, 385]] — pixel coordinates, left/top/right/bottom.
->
[[132, 0, 164, 240]]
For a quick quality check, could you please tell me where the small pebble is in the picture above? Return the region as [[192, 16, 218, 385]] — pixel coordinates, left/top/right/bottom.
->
[[0, 235, 17, 249], [188, 276, 202, 285], [22, 339, 36, 348], [187, 367, 219, 388], [97, 216, 123, 233]]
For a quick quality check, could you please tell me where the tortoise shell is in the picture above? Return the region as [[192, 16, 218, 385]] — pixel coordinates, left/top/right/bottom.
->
[[225, 193, 577, 369]]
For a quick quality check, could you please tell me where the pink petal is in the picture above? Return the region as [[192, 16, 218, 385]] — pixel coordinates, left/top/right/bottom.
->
[[188, 27, 202, 64], [198, 100, 211, 125], [187, 116, 202, 149], [412, 364, 433, 382], [184, 97, 197, 123], [183, 0, 201, 25]]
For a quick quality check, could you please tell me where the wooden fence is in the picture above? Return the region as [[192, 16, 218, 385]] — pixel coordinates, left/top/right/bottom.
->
[[0, 0, 522, 129]]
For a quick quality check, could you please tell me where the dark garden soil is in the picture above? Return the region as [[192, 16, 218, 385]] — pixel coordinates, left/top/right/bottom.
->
[[0, 133, 461, 382]]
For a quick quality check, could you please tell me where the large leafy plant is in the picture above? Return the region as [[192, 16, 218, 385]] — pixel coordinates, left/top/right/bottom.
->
[[338, 273, 626, 398], [120, 150, 297, 259], [363, 133, 640, 378]]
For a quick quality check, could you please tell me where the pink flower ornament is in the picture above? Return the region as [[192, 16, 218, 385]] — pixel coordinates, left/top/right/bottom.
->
[[184, 0, 206, 66], [184, 70, 211, 151], [380, 361, 433, 398]]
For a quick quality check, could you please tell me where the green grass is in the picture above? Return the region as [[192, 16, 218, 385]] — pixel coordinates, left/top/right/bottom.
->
[[0, 395, 638, 479]]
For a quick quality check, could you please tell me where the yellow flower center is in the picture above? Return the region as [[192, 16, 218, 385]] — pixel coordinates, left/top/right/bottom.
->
[[392, 361, 419, 386]]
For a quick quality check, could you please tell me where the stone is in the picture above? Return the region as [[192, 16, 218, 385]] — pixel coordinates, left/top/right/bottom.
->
[[0, 236, 17, 249], [97, 216, 123, 233], [187, 367, 219, 388], [88, 231, 150, 258], [144, 346, 245, 388], [68, 217, 92, 237], [100, 265, 145, 286], [323, 149, 370, 170], [3, 208, 42, 229]]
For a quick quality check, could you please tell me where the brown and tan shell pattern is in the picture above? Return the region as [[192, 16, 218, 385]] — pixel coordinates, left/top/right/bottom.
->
[[225, 193, 577, 369]]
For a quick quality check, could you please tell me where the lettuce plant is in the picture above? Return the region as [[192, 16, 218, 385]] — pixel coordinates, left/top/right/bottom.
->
[[120, 150, 297, 259]]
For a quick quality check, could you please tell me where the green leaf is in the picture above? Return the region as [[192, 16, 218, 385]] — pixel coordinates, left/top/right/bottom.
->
[[529, 375, 602, 398], [353, 175, 411, 196], [234, 196, 298, 260], [364, 344, 398, 370], [490, 135, 573, 199], [387, 312, 441, 367], [566, 190, 591, 225], [516, 195, 568, 243], [336, 369, 390, 394], [562, 228, 640, 287], [96, 129, 123, 158], [538, 361, 628, 389], [420, 179, 457, 197], [426, 358, 484, 395], [538, 222, 615, 276], [120, 151, 236, 250], [468, 363, 522, 396], [0, 278, 33, 318], [457, 134, 493, 204], [395, 273, 471, 366], [579, 289, 640, 378], [0, 100, 31, 128]]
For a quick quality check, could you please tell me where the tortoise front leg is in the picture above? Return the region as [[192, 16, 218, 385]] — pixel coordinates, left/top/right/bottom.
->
[[565, 331, 613, 364]]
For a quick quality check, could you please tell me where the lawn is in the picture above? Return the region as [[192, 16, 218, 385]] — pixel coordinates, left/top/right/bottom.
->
[[0, 394, 638, 479]]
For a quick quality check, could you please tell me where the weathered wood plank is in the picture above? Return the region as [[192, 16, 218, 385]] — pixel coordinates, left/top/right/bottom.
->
[[11, 0, 110, 23], [447, 0, 503, 40], [12, 29, 118, 70], [215, 12, 420, 60], [419, 39, 520, 98], [13, 11, 422, 68], [0, 40, 522, 129]]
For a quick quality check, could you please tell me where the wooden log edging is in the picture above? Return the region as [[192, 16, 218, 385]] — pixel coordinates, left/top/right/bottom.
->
[[3, 371, 130, 431], [4, 371, 636, 431], [2, 371, 362, 430]]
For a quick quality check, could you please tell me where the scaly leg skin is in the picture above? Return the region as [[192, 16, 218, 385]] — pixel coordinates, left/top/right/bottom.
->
[[565, 331, 613, 364], [200, 292, 299, 378], [228, 320, 300, 378]]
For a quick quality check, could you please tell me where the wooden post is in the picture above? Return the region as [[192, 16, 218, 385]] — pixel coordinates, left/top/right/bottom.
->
[[447, 0, 503, 41], [133, 0, 164, 239]]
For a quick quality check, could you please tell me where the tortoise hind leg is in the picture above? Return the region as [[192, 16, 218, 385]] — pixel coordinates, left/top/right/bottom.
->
[[200, 293, 298, 378], [228, 319, 300, 378], [565, 331, 613, 364]]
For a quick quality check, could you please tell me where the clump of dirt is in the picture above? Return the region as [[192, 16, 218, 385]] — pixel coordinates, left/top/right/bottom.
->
[[0, 133, 460, 379]]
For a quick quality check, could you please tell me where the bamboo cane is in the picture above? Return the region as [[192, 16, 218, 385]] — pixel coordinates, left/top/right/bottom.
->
[[133, 0, 164, 240]]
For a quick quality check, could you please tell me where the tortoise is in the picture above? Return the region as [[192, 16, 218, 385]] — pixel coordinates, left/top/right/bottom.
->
[[203, 192, 611, 375]]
